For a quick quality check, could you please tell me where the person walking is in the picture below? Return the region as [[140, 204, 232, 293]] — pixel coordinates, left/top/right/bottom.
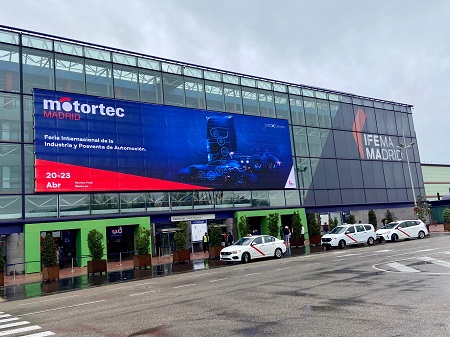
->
[[227, 232, 234, 246], [202, 232, 209, 253], [283, 226, 291, 246]]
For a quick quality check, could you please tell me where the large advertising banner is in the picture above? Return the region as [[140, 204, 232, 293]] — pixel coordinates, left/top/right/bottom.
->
[[34, 89, 296, 192]]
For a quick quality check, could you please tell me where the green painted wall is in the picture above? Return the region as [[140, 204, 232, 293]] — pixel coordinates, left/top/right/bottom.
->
[[234, 208, 308, 239], [24, 216, 150, 273]]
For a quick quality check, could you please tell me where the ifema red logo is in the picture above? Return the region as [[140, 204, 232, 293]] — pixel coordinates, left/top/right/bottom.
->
[[352, 107, 367, 159]]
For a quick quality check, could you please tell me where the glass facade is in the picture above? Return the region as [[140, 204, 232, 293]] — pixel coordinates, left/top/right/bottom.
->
[[0, 26, 424, 222]]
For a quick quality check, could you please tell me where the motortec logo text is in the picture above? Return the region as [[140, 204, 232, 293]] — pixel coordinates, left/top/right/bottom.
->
[[43, 97, 125, 120], [352, 107, 402, 161]]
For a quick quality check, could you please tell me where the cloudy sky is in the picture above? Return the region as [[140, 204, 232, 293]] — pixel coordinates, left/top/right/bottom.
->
[[1, 0, 448, 163]]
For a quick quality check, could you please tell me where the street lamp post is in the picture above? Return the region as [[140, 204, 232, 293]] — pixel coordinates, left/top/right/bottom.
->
[[397, 131, 416, 206]]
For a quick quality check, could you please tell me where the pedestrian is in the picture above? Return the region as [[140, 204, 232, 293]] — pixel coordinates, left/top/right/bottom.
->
[[221, 232, 227, 247], [381, 218, 386, 226], [202, 232, 209, 253], [58, 246, 64, 269], [227, 232, 234, 246], [280, 225, 284, 240], [323, 222, 329, 234], [283, 226, 291, 246]]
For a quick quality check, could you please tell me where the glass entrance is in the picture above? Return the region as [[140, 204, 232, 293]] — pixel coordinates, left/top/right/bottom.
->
[[154, 224, 178, 257]]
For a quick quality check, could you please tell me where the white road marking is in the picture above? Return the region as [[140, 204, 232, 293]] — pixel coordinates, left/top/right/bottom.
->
[[0, 315, 11, 319], [0, 325, 40, 336], [106, 282, 156, 291], [21, 332, 55, 337], [245, 272, 261, 277], [209, 278, 228, 283], [386, 262, 420, 273], [0, 320, 29, 329], [183, 272, 218, 278], [18, 300, 107, 317], [414, 248, 438, 253], [17, 295, 80, 306], [130, 290, 157, 296], [417, 256, 450, 268], [173, 283, 196, 289], [275, 267, 290, 272], [0, 318, 18, 324]]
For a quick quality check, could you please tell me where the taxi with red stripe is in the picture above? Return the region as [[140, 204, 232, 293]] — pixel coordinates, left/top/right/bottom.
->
[[219, 235, 286, 263], [376, 220, 428, 242], [321, 224, 376, 249]]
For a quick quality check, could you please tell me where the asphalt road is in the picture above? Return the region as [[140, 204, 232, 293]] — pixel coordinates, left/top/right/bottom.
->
[[1, 235, 450, 337]]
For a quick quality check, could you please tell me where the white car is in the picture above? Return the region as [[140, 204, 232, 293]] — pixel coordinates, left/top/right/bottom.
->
[[376, 220, 428, 242], [321, 224, 376, 249], [219, 235, 286, 263]]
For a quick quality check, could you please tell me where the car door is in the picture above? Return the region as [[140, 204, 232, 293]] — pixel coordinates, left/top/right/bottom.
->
[[355, 225, 369, 243], [395, 221, 411, 240], [262, 235, 276, 256], [249, 236, 265, 259], [344, 226, 358, 245]]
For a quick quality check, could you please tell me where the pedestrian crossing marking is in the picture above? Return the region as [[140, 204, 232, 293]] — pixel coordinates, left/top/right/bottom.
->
[[417, 256, 450, 269], [386, 262, 420, 273], [0, 311, 55, 336]]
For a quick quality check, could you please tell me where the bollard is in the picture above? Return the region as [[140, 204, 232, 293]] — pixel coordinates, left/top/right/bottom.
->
[[119, 252, 122, 266], [71, 257, 74, 273]]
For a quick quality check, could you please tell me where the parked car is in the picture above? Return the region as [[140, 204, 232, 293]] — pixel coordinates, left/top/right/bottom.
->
[[321, 224, 376, 249], [219, 235, 286, 263], [376, 220, 428, 242]]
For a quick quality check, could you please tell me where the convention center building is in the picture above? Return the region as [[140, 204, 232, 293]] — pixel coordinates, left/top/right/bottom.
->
[[0, 25, 424, 274]]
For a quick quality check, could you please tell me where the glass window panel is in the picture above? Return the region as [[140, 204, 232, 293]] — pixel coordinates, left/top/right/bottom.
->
[[329, 101, 339, 127], [224, 84, 242, 114], [22, 48, 54, 94], [54, 41, 83, 56], [84, 47, 111, 62], [321, 129, 335, 158], [138, 57, 161, 71], [285, 190, 300, 206], [0, 92, 20, 142], [0, 43, 20, 92], [312, 161, 327, 189], [340, 95, 352, 103], [341, 103, 355, 131], [204, 70, 221, 81], [90, 193, 119, 214], [316, 91, 327, 99], [163, 73, 185, 106], [352, 97, 363, 105], [205, 80, 225, 112], [24, 144, 34, 193], [407, 114, 415, 137], [214, 191, 233, 208], [361, 160, 376, 188], [183, 67, 202, 78], [223, 74, 239, 85], [383, 161, 396, 189], [296, 157, 312, 189], [55, 54, 85, 94], [290, 95, 305, 125], [0, 31, 19, 44], [60, 194, 90, 216], [171, 191, 193, 210], [251, 191, 269, 207], [85, 59, 113, 97], [349, 160, 364, 188], [23, 96, 33, 143], [373, 161, 386, 188], [314, 190, 329, 206], [363, 107, 377, 133], [323, 159, 340, 189], [400, 105, 407, 112], [22, 35, 52, 51], [302, 89, 314, 97], [242, 88, 259, 116], [0, 143, 21, 193], [0, 195, 21, 219], [161, 62, 182, 74], [193, 191, 214, 209], [317, 99, 331, 128], [274, 93, 290, 121], [384, 102, 394, 110], [268, 190, 285, 207], [113, 65, 139, 101], [25, 195, 57, 218], [288, 86, 301, 95], [273, 84, 286, 93], [241, 78, 256, 87], [257, 80, 272, 90], [112, 53, 136, 67], [337, 160, 352, 189], [293, 126, 309, 157], [185, 77, 206, 109], [328, 94, 339, 101], [146, 192, 170, 211], [385, 110, 397, 135], [303, 97, 319, 127], [375, 108, 388, 134], [393, 161, 406, 188], [139, 69, 162, 104], [233, 191, 251, 207], [120, 193, 146, 213], [364, 99, 374, 107], [258, 90, 275, 118], [307, 127, 322, 157], [333, 130, 347, 158]]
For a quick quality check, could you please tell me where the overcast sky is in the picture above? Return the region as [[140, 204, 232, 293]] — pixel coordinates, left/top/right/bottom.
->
[[1, 0, 449, 163]]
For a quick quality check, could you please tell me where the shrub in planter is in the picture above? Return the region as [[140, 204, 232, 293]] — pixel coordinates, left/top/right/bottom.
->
[[267, 212, 280, 238], [237, 215, 250, 239], [87, 229, 107, 275], [41, 233, 59, 282], [307, 213, 321, 245], [291, 211, 304, 247], [443, 208, 450, 231], [134, 227, 152, 269], [0, 253, 5, 287], [368, 209, 377, 229], [173, 222, 190, 263], [208, 224, 223, 259]]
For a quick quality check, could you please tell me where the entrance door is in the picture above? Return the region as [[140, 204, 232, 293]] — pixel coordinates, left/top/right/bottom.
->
[[155, 227, 177, 257]]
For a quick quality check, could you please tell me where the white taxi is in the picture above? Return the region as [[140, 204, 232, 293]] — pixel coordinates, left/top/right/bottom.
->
[[321, 224, 376, 249], [219, 235, 286, 263], [376, 220, 428, 242]]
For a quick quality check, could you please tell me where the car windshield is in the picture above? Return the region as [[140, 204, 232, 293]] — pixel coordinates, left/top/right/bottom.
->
[[232, 237, 253, 246], [381, 222, 398, 229], [330, 226, 346, 234]]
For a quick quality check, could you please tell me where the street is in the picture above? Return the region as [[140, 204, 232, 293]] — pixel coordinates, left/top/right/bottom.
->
[[1, 235, 450, 336]]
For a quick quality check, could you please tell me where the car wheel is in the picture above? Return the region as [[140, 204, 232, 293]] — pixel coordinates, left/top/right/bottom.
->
[[338, 240, 346, 249], [391, 234, 398, 242], [266, 156, 278, 172], [367, 237, 375, 245], [242, 252, 250, 263], [418, 231, 425, 239], [274, 248, 283, 258]]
